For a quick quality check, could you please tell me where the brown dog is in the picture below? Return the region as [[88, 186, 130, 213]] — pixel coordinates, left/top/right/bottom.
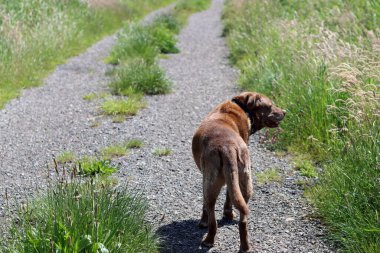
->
[[192, 92, 285, 252]]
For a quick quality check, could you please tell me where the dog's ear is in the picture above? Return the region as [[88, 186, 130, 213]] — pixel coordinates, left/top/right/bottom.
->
[[233, 92, 261, 109]]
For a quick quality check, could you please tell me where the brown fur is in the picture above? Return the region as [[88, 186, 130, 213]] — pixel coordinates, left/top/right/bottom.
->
[[192, 92, 285, 252]]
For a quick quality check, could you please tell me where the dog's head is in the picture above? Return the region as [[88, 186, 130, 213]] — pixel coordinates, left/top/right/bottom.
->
[[232, 92, 285, 132]]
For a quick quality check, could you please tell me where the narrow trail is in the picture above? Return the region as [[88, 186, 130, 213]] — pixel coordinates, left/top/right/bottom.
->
[[0, 0, 335, 252]]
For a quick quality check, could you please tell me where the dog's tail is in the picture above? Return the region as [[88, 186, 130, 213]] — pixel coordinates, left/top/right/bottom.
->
[[222, 148, 249, 216]]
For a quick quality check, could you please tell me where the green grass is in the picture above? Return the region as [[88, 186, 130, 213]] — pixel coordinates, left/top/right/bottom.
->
[[101, 97, 146, 116], [152, 148, 172, 157], [111, 59, 171, 95], [0, 178, 158, 253], [223, 0, 380, 251], [293, 155, 318, 178], [256, 168, 282, 185], [100, 140, 143, 159], [101, 144, 128, 160], [0, 0, 176, 109], [108, 23, 160, 65]]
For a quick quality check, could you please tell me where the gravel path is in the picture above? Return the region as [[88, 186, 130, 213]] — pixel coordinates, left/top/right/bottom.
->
[[0, 0, 335, 252]]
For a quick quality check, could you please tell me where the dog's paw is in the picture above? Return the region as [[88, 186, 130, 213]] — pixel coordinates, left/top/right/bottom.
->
[[239, 244, 252, 253], [201, 238, 214, 248]]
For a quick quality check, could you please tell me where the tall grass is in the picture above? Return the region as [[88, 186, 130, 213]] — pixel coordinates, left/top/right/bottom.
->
[[0, 178, 158, 253], [0, 0, 175, 109], [223, 0, 380, 251]]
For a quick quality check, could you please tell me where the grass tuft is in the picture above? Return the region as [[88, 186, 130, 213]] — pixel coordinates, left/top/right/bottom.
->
[[101, 97, 146, 116], [111, 59, 171, 95], [126, 139, 144, 149], [100, 144, 128, 160], [0, 178, 158, 252], [153, 148, 172, 156]]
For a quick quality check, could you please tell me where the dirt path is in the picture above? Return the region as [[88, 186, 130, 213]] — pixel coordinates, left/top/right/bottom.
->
[[0, 0, 335, 252]]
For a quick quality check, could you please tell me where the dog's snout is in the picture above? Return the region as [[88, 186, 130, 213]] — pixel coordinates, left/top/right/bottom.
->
[[282, 110, 286, 116]]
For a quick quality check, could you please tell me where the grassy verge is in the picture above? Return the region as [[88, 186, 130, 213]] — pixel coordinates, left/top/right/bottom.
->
[[223, 0, 379, 251], [0, 0, 175, 109]]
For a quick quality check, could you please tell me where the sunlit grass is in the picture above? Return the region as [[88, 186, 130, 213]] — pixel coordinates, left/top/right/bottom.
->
[[101, 97, 146, 116], [0, 0, 176, 109], [0, 178, 158, 252], [223, 0, 380, 251]]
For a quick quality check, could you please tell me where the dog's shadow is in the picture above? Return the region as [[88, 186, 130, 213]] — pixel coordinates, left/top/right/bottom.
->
[[157, 218, 238, 253]]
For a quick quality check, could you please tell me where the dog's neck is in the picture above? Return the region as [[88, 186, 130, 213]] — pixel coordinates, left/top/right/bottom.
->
[[231, 98, 257, 135]]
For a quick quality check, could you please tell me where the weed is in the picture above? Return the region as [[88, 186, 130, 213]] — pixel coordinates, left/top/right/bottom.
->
[[256, 168, 282, 185], [153, 148, 172, 156], [77, 157, 117, 176]]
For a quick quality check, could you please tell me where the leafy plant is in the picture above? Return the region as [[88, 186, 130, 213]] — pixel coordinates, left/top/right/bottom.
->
[[77, 158, 117, 176]]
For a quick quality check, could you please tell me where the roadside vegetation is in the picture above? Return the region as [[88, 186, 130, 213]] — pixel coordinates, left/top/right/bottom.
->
[[0, 0, 175, 109], [1, 140, 148, 252], [223, 0, 379, 251]]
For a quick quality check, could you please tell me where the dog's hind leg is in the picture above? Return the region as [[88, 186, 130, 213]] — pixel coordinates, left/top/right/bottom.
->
[[238, 149, 253, 253], [201, 171, 224, 247], [223, 147, 252, 253], [223, 188, 235, 220]]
